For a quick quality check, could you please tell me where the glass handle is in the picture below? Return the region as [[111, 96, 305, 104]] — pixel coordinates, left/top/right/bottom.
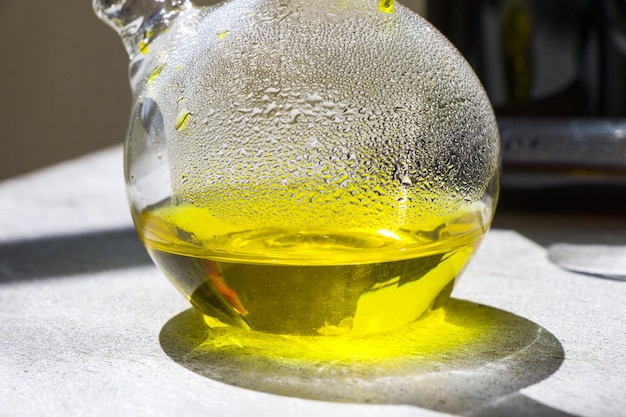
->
[[93, 0, 192, 58]]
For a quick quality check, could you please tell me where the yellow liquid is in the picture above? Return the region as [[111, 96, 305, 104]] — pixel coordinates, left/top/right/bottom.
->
[[378, 0, 394, 13], [137, 201, 487, 335]]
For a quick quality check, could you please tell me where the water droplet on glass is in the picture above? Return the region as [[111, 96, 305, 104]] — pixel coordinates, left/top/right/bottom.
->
[[147, 64, 165, 85], [305, 92, 323, 103], [175, 109, 191, 131], [264, 87, 280, 94], [286, 109, 302, 124]]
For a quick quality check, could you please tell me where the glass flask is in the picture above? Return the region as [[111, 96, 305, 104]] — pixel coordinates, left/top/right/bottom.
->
[[94, 0, 500, 335]]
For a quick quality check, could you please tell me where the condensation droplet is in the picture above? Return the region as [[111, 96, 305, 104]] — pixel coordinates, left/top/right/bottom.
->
[[305, 93, 323, 103], [307, 136, 320, 147], [147, 64, 165, 85], [286, 109, 302, 124], [175, 109, 192, 131]]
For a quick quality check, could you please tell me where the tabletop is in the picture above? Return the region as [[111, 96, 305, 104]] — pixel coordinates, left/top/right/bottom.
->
[[1, 147, 624, 417]]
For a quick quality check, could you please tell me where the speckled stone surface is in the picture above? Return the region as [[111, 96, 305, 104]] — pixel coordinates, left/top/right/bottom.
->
[[1, 147, 625, 417]]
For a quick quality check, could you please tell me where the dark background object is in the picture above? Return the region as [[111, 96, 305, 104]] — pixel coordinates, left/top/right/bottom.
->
[[426, 0, 626, 118], [426, 0, 626, 197]]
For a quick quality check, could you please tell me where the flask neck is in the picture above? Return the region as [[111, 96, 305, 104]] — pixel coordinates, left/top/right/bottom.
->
[[93, 0, 192, 59]]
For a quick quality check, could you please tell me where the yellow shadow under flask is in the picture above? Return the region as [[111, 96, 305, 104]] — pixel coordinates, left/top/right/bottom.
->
[[94, 0, 500, 336]]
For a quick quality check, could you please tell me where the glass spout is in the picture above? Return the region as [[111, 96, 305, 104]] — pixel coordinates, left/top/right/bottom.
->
[[93, 0, 192, 58]]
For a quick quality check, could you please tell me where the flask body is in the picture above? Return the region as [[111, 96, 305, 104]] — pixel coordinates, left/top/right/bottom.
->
[[107, 0, 500, 335]]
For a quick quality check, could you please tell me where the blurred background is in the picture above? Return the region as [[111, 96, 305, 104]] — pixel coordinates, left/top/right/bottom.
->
[[1, 0, 625, 187], [0, 1, 129, 180], [429, 0, 626, 118]]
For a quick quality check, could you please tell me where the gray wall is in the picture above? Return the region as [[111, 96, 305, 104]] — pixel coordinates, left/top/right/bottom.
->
[[0, 0, 425, 180]]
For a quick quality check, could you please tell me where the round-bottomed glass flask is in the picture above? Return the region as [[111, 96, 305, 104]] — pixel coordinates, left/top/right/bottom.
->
[[94, 0, 500, 335]]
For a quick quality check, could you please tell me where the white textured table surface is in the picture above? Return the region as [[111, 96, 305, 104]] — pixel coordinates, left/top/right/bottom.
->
[[1, 147, 625, 417]]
